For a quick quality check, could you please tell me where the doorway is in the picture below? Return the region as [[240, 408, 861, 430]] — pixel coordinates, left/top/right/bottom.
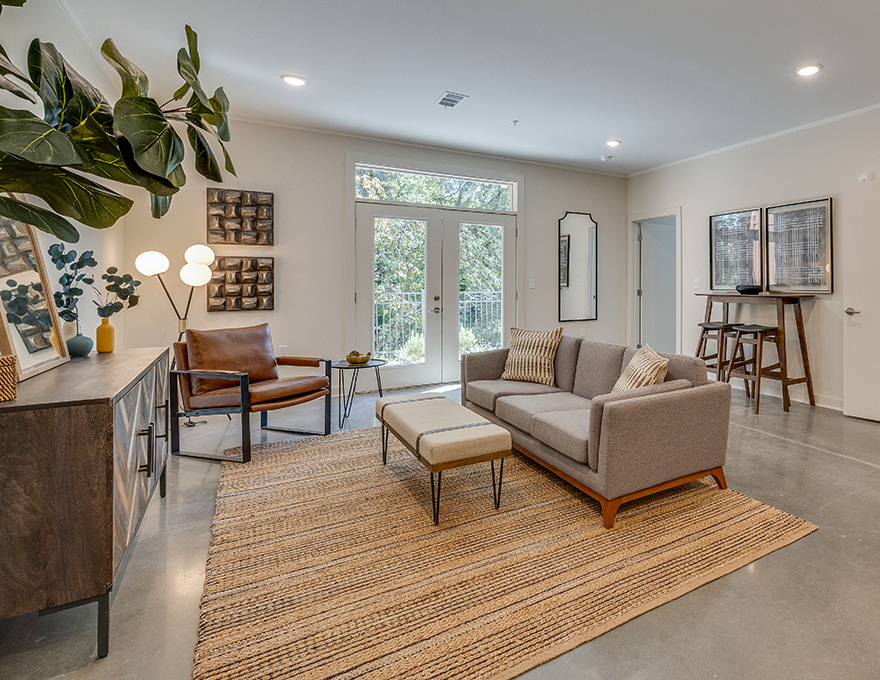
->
[[633, 215, 678, 353], [355, 203, 516, 389]]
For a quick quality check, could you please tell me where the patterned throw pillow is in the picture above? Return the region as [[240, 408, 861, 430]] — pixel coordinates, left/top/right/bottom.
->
[[500, 327, 564, 386], [612, 345, 669, 392]]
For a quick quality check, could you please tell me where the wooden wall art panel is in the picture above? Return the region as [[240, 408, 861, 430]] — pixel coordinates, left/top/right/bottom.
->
[[207, 188, 274, 245], [208, 257, 274, 311]]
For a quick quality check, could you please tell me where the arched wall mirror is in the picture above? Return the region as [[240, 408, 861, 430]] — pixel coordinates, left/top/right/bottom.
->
[[558, 211, 597, 322]]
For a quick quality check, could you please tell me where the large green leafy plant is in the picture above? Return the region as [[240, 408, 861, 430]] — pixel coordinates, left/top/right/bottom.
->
[[0, 0, 235, 242]]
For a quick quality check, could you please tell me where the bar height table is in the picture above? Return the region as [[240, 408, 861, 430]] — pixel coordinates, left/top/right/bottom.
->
[[696, 292, 816, 410]]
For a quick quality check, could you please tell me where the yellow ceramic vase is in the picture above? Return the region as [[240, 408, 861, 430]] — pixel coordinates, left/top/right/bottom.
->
[[96, 318, 115, 353]]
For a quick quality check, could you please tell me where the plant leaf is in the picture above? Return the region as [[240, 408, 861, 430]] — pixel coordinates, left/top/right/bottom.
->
[[0, 45, 37, 102], [68, 110, 138, 184], [167, 163, 186, 188], [185, 25, 200, 72], [176, 47, 211, 109], [186, 124, 221, 181], [151, 193, 171, 218], [28, 40, 105, 132], [113, 96, 185, 178], [100, 38, 149, 98], [0, 194, 80, 242], [209, 87, 231, 142], [0, 154, 133, 228], [0, 106, 84, 164], [115, 134, 180, 196], [0, 73, 37, 102]]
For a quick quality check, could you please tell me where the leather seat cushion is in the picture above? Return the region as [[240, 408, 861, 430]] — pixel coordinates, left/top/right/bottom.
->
[[188, 375, 329, 410], [187, 323, 279, 395]]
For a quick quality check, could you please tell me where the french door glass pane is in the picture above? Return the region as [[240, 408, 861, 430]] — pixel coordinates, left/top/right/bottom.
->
[[373, 218, 426, 365], [458, 223, 503, 357]]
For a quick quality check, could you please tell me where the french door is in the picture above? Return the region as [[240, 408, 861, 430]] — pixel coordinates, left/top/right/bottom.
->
[[355, 203, 516, 389]]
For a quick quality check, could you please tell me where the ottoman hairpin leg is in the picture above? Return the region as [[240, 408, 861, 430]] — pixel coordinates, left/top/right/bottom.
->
[[430, 471, 442, 525], [491, 458, 505, 510]]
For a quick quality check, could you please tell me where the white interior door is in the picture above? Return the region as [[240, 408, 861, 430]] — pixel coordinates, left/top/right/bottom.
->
[[356, 204, 516, 389], [842, 185, 880, 420]]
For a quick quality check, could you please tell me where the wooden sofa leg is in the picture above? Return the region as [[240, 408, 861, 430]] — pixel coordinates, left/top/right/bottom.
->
[[711, 466, 727, 490], [601, 498, 623, 529]]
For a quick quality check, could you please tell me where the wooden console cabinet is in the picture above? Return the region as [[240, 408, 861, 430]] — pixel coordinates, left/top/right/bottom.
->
[[0, 347, 169, 657]]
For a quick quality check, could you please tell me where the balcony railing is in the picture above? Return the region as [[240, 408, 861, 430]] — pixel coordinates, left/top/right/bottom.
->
[[373, 290, 502, 364]]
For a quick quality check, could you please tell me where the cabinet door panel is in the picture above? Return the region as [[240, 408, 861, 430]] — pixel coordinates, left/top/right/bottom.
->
[[152, 352, 170, 478], [112, 376, 152, 575]]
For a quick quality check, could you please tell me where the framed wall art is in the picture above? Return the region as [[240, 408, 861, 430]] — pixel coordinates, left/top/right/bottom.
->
[[0, 214, 69, 380], [207, 188, 274, 245], [709, 208, 763, 290], [765, 198, 832, 293], [207, 256, 274, 311]]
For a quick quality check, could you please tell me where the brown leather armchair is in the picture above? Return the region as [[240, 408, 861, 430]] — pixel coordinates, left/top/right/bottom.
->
[[170, 323, 331, 462]]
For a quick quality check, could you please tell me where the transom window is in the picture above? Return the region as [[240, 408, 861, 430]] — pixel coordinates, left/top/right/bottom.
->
[[355, 164, 514, 212]]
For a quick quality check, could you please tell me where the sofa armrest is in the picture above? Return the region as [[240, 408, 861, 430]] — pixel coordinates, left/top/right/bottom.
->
[[593, 381, 731, 500], [588, 379, 692, 468], [461, 348, 509, 386]]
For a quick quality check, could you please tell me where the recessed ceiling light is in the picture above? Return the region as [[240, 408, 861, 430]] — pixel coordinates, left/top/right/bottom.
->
[[605, 139, 622, 148], [281, 74, 307, 87], [795, 64, 822, 77]]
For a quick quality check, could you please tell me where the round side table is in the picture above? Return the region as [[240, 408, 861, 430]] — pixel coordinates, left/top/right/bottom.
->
[[331, 358, 387, 428]]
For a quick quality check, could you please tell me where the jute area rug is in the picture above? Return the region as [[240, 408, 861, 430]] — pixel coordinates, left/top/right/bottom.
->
[[192, 427, 816, 680]]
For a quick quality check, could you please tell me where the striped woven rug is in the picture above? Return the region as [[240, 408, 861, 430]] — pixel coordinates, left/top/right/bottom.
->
[[193, 427, 816, 680]]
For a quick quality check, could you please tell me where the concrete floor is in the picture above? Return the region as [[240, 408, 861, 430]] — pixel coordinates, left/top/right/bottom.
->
[[2, 385, 879, 679]]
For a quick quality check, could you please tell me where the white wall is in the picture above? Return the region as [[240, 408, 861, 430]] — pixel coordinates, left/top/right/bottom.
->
[[119, 122, 629, 361], [628, 107, 880, 410]]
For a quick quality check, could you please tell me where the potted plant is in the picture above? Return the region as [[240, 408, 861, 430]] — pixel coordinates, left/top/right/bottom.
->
[[93, 267, 141, 352], [47, 243, 97, 356], [0, 0, 235, 243]]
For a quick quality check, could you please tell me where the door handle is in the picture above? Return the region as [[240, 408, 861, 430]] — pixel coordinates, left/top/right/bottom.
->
[[844, 307, 861, 316], [431, 307, 441, 313], [138, 423, 154, 477]]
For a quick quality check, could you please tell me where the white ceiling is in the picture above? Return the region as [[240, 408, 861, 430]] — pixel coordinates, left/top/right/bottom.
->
[[62, 0, 880, 176]]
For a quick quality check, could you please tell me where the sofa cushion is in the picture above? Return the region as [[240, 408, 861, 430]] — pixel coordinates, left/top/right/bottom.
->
[[466, 380, 561, 412], [495, 391, 590, 434], [531, 409, 590, 465], [186, 323, 278, 395], [553, 335, 582, 392], [612, 345, 669, 392], [572, 341, 627, 399], [621, 347, 709, 386], [500, 327, 563, 386]]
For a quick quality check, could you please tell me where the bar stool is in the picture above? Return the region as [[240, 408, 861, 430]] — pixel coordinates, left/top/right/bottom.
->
[[695, 321, 736, 381], [724, 324, 783, 414]]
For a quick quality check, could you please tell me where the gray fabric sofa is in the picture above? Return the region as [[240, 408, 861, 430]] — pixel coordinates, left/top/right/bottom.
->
[[461, 336, 731, 528]]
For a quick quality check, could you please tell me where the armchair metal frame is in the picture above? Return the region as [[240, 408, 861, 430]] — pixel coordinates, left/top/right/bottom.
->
[[170, 359, 332, 464]]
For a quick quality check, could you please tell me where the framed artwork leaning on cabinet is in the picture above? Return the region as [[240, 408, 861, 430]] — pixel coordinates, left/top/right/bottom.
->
[[0, 213, 69, 380]]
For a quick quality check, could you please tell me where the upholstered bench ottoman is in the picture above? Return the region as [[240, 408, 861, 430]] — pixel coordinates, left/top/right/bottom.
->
[[375, 394, 512, 525]]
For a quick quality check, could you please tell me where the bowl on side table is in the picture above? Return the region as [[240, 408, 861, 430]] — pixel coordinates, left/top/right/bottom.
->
[[735, 284, 763, 295]]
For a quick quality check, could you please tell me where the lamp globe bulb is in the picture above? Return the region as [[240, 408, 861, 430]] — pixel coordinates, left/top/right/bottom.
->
[[134, 251, 170, 276], [180, 262, 213, 287], [184, 244, 215, 265]]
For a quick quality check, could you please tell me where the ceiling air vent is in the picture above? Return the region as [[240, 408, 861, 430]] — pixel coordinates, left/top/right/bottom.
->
[[435, 91, 469, 108]]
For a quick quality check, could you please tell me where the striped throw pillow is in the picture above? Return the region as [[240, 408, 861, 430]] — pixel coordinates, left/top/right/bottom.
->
[[612, 345, 669, 392], [500, 327, 564, 386]]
